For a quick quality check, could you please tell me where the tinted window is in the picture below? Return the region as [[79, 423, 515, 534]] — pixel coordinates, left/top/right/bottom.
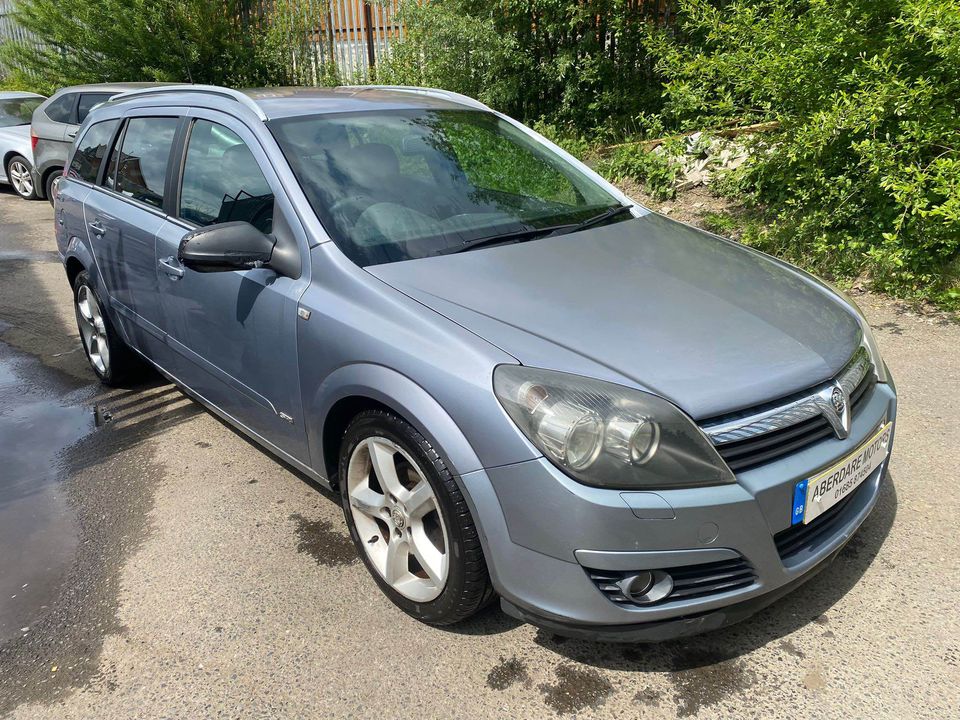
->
[[77, 93, 113, 123], [179, 120, 273, 233], [0, 97, 43, 128], [68, 120, 119, 183], [44, 93, 76, 124], [112, 117, 178, 208]]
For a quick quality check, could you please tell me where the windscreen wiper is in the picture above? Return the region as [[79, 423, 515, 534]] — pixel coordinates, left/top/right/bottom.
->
[[439, 224, 573, 255], [438, 204, 634, 255], [552, 204, 634, 236]]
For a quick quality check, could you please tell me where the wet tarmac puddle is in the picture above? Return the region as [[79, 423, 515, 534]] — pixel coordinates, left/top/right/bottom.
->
[[0, 249, 61, 263], [487, 655, 530, 691], [538, 663, 614, 713], [0, 342, 95, 642], [289, 513, 359, 567]]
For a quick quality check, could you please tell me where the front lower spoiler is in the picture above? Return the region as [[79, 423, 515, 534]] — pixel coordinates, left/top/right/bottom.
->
[[500, 538, 849, 643]]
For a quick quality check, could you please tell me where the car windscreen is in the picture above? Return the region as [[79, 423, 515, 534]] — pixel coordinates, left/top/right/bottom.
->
[[0, 97, 43, 128], [268, 109, 622, 266]]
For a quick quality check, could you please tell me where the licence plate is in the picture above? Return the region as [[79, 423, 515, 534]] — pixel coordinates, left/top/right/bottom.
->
[[791, 422, 893, 525]]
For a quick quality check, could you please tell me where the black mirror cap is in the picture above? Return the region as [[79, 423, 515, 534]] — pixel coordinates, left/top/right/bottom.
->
[[178, 221, 277, 273]]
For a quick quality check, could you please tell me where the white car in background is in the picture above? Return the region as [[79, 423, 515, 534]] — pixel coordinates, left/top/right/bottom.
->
[[0, 91, 46, 200]]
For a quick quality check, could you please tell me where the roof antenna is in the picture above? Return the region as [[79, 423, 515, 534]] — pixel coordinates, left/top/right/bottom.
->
[[144, 20, 192, 83], [177, 35, 194, 83], [172, 20, 194, 84]]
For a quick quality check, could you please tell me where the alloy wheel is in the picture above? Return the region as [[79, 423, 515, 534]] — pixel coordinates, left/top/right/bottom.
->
[[346, 437, 449, 602], [8, 160, 33, 198], [76, 285, 110, 375]]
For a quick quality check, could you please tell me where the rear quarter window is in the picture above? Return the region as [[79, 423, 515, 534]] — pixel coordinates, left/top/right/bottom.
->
[[44, 94, 76, 124], [77, 93, 113, 124]]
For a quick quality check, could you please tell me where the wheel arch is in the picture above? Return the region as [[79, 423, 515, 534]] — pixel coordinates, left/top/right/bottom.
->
[[3, 150, 27, 173], [65, 255, 85, 289], [39, 165, 63, 199], [312, 364, 484, 488], [62, 238, 97, 286]]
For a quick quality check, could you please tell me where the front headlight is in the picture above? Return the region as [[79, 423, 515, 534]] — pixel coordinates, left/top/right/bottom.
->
[[493, 366, 734, 489]]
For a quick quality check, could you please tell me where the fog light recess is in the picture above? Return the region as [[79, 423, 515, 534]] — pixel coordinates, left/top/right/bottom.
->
[[616, 570, 673, 605]]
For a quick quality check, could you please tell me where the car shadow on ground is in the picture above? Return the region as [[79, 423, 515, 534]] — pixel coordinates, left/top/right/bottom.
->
[[203, 408, 341, 502], [443, 473, 899, 662]]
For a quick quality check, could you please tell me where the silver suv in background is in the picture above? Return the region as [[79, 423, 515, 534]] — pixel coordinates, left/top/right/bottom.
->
[[31, 82, 169, 203]]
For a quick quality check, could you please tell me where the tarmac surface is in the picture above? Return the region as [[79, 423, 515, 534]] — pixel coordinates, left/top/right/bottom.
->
[[0, 187, 957, 718]]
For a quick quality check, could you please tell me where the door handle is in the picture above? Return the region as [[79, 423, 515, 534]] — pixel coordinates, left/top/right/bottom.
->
[[158, 256, 184, 280], [67, 130, 77, 139], [88, 219, 105, 235]]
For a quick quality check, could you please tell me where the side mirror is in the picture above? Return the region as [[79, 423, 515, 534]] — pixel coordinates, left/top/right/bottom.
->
[[178, 221, 277, 273]]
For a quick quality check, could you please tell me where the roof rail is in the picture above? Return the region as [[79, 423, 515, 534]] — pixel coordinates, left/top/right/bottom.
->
[[108, 84, 267, 120], [339, 85, 491, 111]]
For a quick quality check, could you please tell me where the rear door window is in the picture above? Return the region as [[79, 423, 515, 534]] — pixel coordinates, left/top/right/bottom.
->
[[111, 117, 179, 209], [77, 93, 113, 123], [44, 93, 76, 124], [69, 119, 120, 183], [178, 119, 274, 233]]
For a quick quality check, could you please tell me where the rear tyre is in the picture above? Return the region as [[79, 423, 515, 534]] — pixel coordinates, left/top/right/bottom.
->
[[73, 271, 145, 386], [339, 410, 494, 625], [6, 155, 37, 200], [45, 170, 60, 206]]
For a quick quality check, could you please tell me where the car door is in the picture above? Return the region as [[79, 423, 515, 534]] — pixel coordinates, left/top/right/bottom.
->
[[82, 113, 181, 364], [57, 117, 120, 270], [155, 112, 310, 462]]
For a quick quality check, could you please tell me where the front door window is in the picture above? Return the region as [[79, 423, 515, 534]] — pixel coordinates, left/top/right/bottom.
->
[[179, 120, 274, 233]]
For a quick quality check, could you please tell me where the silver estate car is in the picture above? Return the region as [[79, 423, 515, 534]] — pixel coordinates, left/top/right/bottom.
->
[[55, 85, 896, 641]]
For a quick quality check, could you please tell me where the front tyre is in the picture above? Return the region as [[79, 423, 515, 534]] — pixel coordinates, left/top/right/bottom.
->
[[6, 155, 37, 200], [339, 410, 494, 625], [73, 270, 145, 385]]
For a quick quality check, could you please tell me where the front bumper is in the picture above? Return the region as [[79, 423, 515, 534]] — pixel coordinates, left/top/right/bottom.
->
[[460, 381, 896, 641], [499, 538, 852, 642]]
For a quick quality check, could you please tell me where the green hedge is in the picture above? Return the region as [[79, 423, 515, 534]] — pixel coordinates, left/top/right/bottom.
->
[[376, 0, 663, 137], [644, 0, 960, 307], [5, 0, 955, 306], [0, 0, 314, 92]]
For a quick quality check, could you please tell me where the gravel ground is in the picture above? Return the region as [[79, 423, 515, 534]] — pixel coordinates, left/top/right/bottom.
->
[[0, 187, 957, 719]]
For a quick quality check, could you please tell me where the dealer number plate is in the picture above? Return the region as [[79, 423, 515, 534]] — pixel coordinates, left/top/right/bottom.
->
[[791, 422, 893, 526]]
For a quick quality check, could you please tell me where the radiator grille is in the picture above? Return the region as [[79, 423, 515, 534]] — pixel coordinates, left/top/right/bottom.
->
[[714, 374, 874, 472], [700, 346, 876, 473], [774, 481, 870, 563]]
